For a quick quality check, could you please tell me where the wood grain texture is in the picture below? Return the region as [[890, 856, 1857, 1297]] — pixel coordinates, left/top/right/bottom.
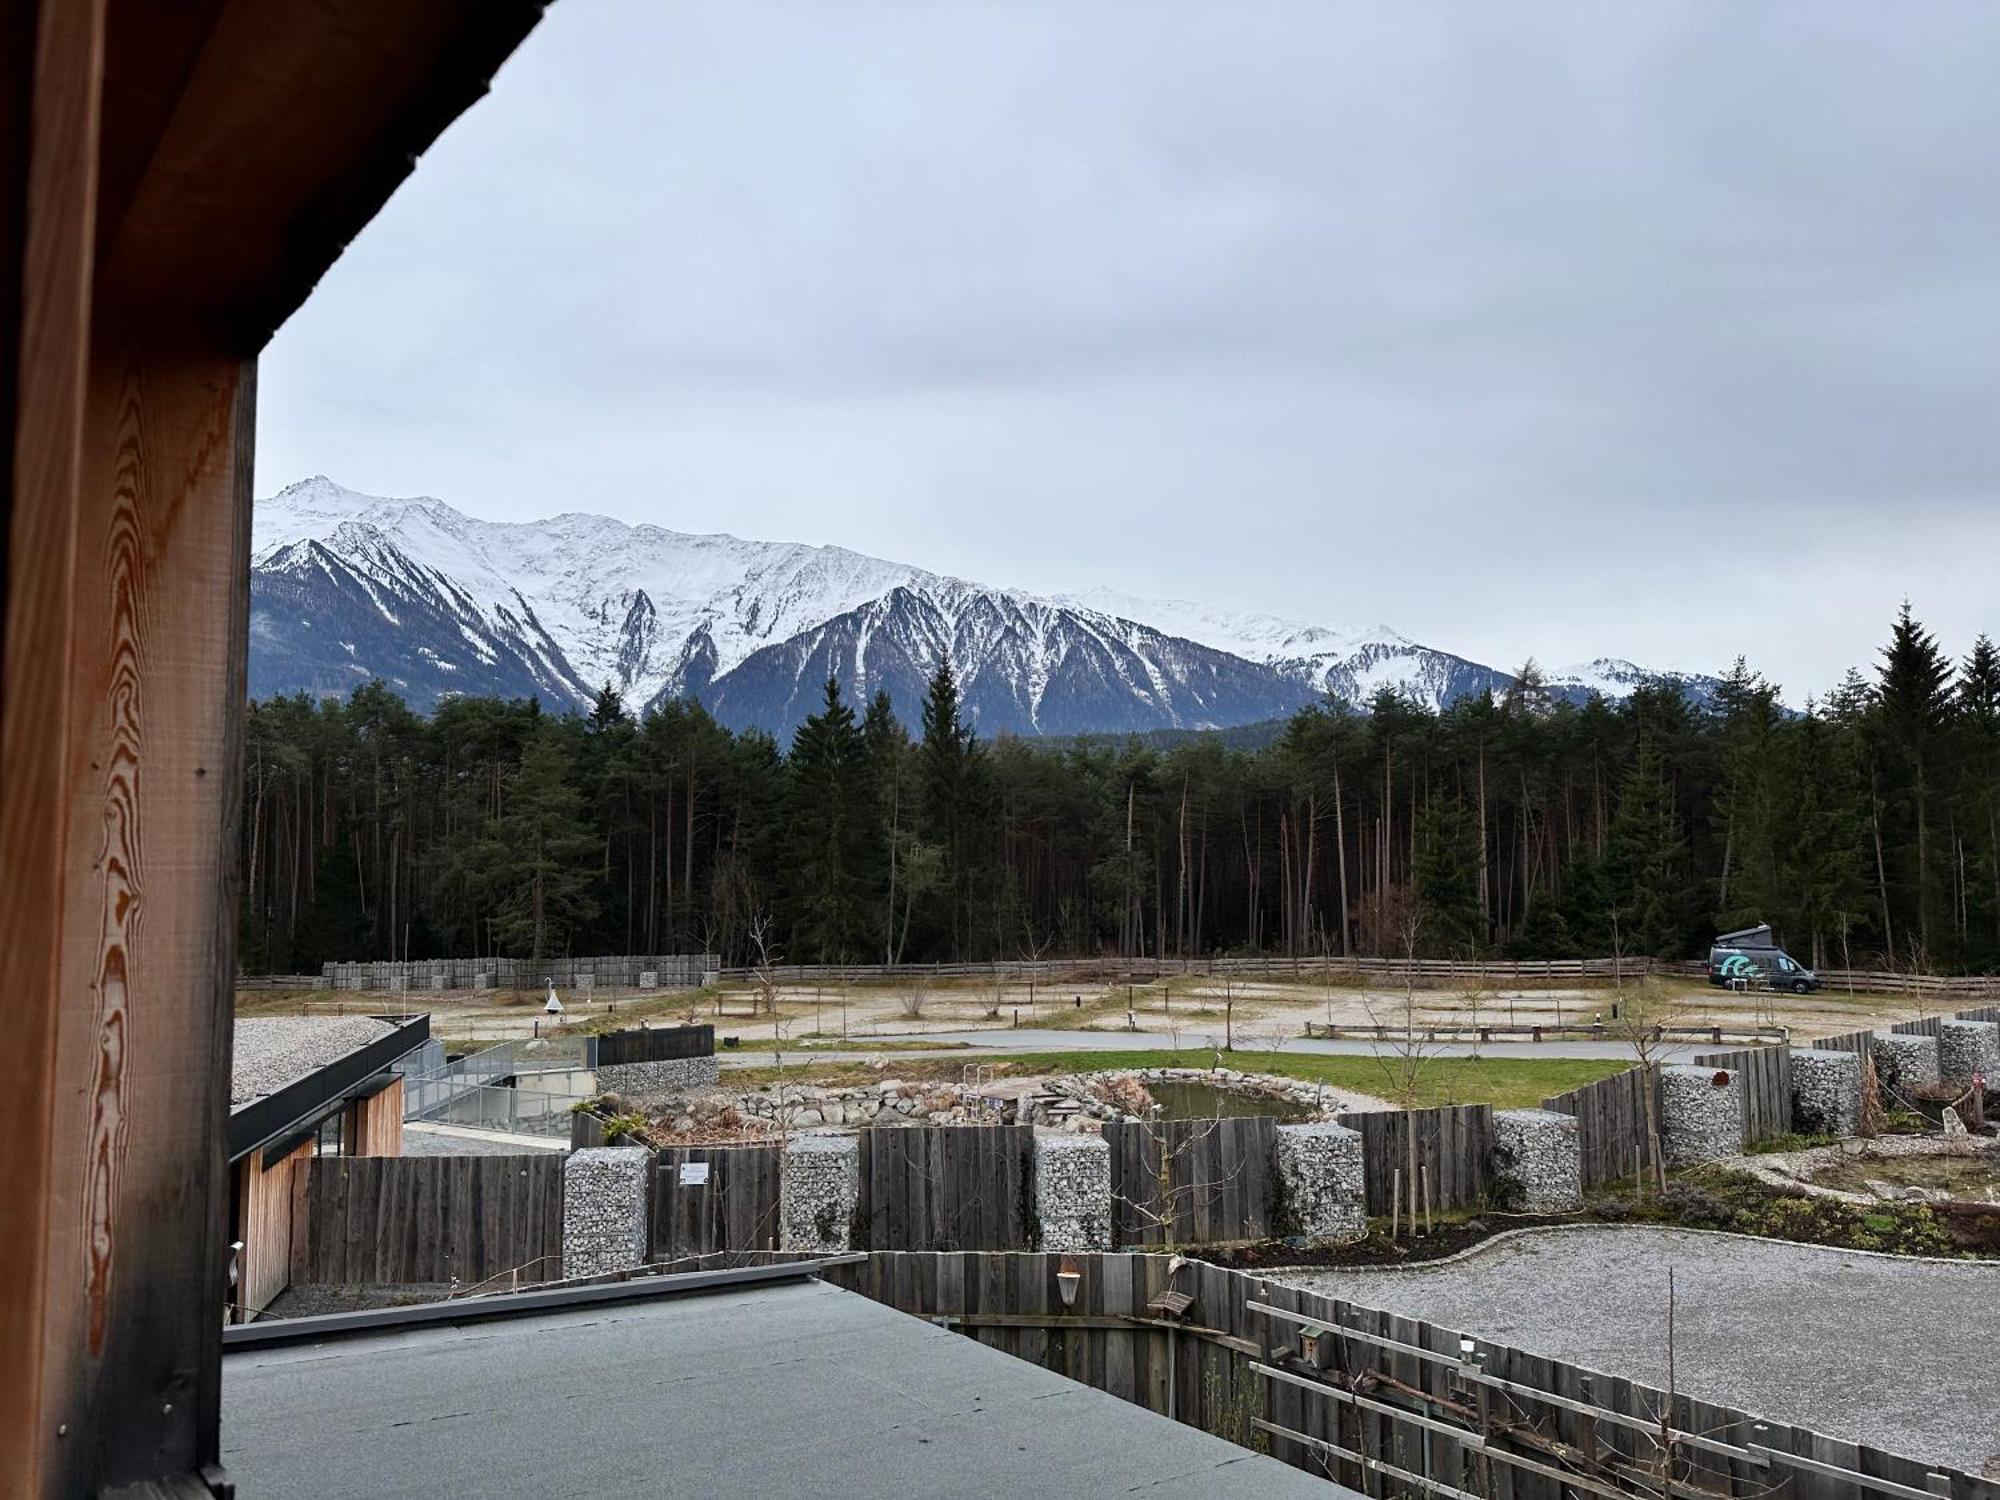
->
[[35, 321, 253, 1494], [234, 1138, 312, 1319], [0, 1, 106, 1490]]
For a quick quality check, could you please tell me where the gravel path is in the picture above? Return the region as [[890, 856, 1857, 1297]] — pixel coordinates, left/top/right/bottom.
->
[[1270, 1226, 2000, 1476], [231, 1016, 394, 1103]]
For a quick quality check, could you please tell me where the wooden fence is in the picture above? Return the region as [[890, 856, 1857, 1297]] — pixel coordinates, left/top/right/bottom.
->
[[1541, 1066, 1663, 1190], [821, 1250, 1997, 1500], [1351, 1104, 1493, 1215], [856, 1125, 1037, 1251], [293, 1154, 564, 1286], [1695, 1045, 1794, 1143], [1105, 1117, 1278, 1246], [595, 1023, 714, 1066], [650, 1144, 783, 1260]]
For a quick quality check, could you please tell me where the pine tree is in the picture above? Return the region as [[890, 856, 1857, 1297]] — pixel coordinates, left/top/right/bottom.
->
[[1711, 658, 1782, 932]]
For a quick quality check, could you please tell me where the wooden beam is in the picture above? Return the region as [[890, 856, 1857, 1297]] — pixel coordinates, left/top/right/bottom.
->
[[32, 313, 255, 1493], [0, 2, 107, 1493]]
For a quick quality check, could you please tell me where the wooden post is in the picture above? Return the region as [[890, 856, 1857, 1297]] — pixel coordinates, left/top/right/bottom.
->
[[1, 4, 110, 1491]]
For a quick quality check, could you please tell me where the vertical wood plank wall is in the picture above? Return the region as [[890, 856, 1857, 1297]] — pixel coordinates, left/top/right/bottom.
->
[[295, 1155, 565, 1285], [236, 1138, 314, 1319], [1105, 1117, 1277, 1245], [651, 1145, 784, 1260], [350, 1077, 406, 1157]]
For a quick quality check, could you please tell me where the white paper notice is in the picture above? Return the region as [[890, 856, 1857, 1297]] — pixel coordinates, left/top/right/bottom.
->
[[679, 1162, 710, 1186]]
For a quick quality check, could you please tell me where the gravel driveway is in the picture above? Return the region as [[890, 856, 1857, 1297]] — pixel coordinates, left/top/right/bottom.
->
[[1270, 1226, 2000, 1477]]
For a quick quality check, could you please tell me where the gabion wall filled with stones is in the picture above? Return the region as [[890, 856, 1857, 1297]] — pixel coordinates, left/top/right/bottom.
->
[[596, 1056, 721, 1098], [1937, 1020, 2000, 1088], [562, 1147, 650, 1279], [1660, 1066, 1744, 1167], [1789, 1048, 1862, 1137], [1033, 1133, 1112, 1252], [1274, 1122, 1366, 1242], [1489, 1109, 1583, 1212], [1870, 1032, 1941, 1096], [780, 1133, 860, 1253]]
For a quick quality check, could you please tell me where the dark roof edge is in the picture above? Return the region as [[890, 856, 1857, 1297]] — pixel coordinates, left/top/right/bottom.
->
[[227, 1014, 430, 1162], [222, 1260, 834, 1352]]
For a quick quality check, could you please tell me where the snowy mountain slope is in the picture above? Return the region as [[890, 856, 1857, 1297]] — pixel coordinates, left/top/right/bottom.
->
[[249, 477, 1707, 736]]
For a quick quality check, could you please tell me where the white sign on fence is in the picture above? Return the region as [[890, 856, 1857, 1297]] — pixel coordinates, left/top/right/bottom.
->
[[678, 1162, 710, 1187]]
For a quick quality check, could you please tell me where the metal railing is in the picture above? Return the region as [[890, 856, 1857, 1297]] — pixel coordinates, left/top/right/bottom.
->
[[404, 1076, 575, 1137]]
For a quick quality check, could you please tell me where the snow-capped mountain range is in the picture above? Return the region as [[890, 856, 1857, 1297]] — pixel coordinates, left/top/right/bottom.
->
[[250, 477, 1712, 737]]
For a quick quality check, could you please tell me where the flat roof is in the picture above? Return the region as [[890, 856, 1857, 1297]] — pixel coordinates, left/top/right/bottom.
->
[[222, 1272, 1347, 1498], [228, 1014, 429, 1163], [232, 1016, 397, 1104]]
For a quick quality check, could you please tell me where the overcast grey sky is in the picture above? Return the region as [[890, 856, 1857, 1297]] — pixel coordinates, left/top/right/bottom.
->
[[257, 1, 2000, 699]]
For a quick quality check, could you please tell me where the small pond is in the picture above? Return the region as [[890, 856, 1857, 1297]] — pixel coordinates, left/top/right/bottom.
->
[[1147, 1080, 1315, 1122]]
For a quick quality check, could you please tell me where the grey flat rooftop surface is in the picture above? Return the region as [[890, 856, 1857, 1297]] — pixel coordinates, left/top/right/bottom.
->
[[1271, 1226, 2000, 1476], [231, 1015, 394, 1103], [223, 1276, 1348, 1499]]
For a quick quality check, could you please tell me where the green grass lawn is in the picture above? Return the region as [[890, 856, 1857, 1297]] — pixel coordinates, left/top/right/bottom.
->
[[722, 1047, 1626, 1108]]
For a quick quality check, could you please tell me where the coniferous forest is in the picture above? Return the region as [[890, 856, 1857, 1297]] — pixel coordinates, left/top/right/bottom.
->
[[238, 606, 2000, 976]]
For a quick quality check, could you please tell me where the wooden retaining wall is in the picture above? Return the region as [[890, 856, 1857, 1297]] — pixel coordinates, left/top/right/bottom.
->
[[856, 1125, 1038, 1251], [1105, 1117, 1278, 1246], [1541, 1066, 1663, 1190], [293, 1155, 564, 1286], [820, 1250, 1996, 1500], [1351, 1104, 1492, 1216], [1694, 1046, 1794, 1143], [650, 1144, 783, 1260]]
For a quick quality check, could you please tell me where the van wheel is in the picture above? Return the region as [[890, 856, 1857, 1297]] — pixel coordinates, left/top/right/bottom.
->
[[1792, 978, 1810, 995]]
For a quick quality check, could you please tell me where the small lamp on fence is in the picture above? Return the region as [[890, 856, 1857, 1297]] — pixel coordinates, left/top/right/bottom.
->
[[1055, 1256, 1082, 1310]]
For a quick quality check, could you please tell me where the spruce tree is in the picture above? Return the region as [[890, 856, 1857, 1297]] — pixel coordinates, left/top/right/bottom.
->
[[1872, 603, 1955, 961], [1413, 801, 1484, 957], [918, 657, 984, 956], [784, 676, 870, 961], [1602, 738, 1691, 957]]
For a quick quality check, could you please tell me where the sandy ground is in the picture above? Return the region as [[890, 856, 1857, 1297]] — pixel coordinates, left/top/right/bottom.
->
[[1267, 1225, 2000, 1476], [249, 970, 1938, 1053]]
